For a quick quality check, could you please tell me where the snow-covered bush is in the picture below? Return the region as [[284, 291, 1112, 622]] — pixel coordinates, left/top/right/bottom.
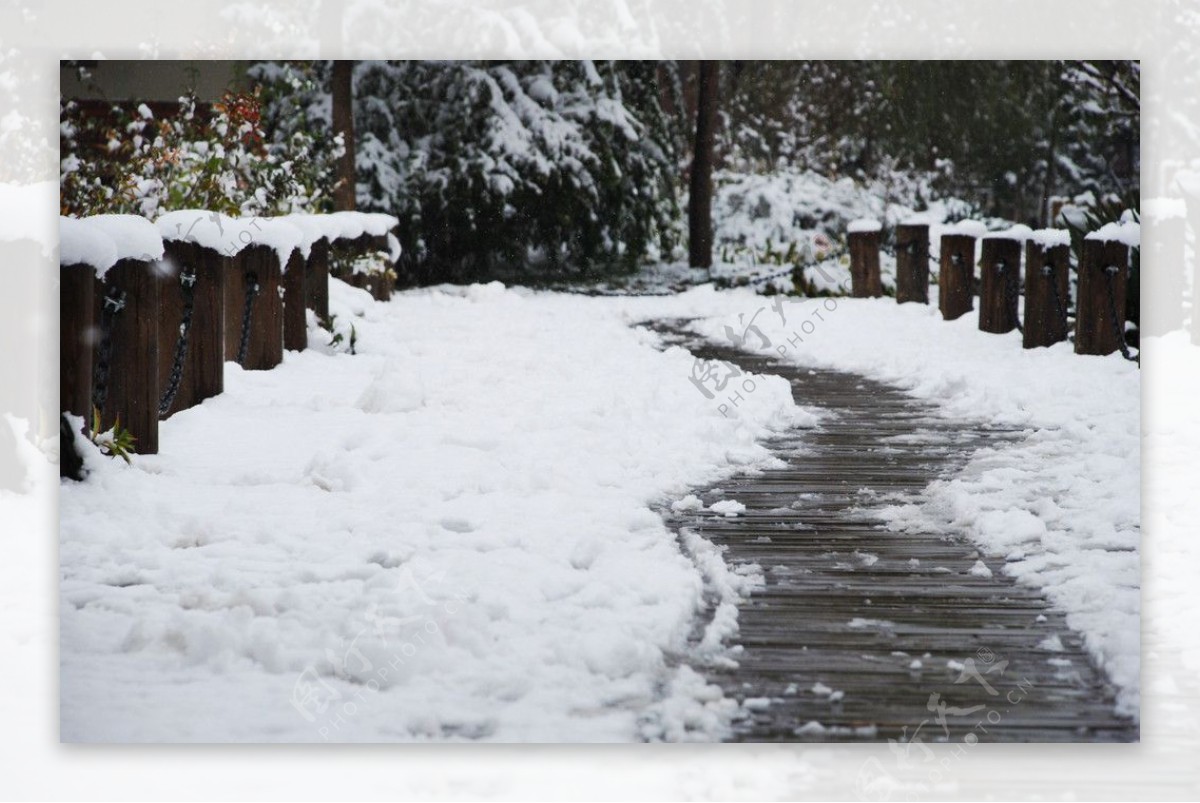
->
[[60, 86, 339, 218], [252, 60, 681, 285]]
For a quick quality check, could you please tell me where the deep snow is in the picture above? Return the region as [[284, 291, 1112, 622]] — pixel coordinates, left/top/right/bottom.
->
[[60, 279, 809, 742], [59, 277, 1140, 740]]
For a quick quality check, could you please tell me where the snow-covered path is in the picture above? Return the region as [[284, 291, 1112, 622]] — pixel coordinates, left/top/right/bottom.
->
[[657, 323, 1135, 742], [60, 279, 1139, 741], [60, 281, 807, 742]]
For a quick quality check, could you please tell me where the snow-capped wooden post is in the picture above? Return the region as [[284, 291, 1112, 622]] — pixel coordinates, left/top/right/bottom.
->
[[282, 248, 307, 352], [978, 231, 1023, 334], [225, 244, 283, 370], [1140, 199, 1186, 337], [94, 262, 162, 455], [1075, 229, 1132, 356], [306, 237, 331, 324], [938, 226, 979, 321], [64, 215, 165, 455], [1023, 231, 1072, 349], [155, 238, 227, 417], [847, 219, 882, 298], [894, 222, 929, 304]]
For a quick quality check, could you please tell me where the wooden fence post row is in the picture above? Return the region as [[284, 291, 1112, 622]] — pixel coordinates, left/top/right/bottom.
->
[[840, 218, 1140, 360], [61, 211, 401, 471]]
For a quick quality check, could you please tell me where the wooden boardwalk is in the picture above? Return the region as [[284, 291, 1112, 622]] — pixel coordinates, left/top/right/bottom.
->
[[653, 321, 1137, 743]]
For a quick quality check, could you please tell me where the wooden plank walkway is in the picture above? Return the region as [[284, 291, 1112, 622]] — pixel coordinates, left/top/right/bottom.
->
[[652, 320, 1137, 743]]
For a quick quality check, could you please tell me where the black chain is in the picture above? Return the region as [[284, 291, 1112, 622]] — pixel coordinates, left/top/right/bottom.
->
[[1102, 265, 1139, 364], [158, 267, 197, 418], [237, 270, 259, 367], [1044, 261, 1070, 336], [749, 265, 797, 287], [997, 259, 1023, 333], [91, 284, 126, 418]]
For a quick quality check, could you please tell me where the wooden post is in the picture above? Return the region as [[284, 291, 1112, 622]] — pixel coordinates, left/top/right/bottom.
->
[[895, 223, 929, 304], [848, 230, 883, 298], [306, 238, 331, 324], [341, 233, 394, 302], [939, 234, 976, 321], [60, 263, 94, 421], [1023, 240, 1071, 349], [282, 249, 307, 351], [158, 240, 226, 418], [1075, 238, 1129, 356], [225, 244, 283, 370], [93, 259, 159, 455], [978, 237, 1022, 334]]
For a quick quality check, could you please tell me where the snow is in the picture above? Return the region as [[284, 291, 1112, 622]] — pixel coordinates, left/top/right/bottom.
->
[[1030, 228, 1072, 248], [1086, 219, 1141, 248], [60, 281, 806, 743], [59, 216, 118, 277], [67, 214, 164, 272], [983, 224, 1034, 241], [155, 210, 259, 256], [940, 220, 989, 237], [252, 217, 305, 271], [847, 217, 881, 233], [968, 560, 994, 578], [708, 500, 746, 517]]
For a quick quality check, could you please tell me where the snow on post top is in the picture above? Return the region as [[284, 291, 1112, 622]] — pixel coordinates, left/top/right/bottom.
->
[[940, 220, 988, 238], [61, 215, 163, 278], [282, 211, 400, 256], [847, 217, 882, 233], [156, 210, 261, 258], [1029, 229, 1071, 249], [1085, 220, 1140, 248], [983, 224, 1034, 241], [59, 216, 119, 277], [251, 217, 306, 271]]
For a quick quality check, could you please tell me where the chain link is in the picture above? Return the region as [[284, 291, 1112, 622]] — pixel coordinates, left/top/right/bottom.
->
[[91, 284, 126, 418], [1102, 265, 1139, 364], [158, 266, 197, 418], [237, 270, 259, 367], [1044, 261, 1070, 337]]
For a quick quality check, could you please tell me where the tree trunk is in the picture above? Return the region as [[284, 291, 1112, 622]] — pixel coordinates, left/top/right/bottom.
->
[[688, 61, 719, 269], [331, 60, 356, 212]]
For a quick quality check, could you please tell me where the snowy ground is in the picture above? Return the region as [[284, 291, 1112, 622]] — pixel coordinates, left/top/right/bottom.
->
[[60, 280, 809, 743], [60, 277, 1140, 741]]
